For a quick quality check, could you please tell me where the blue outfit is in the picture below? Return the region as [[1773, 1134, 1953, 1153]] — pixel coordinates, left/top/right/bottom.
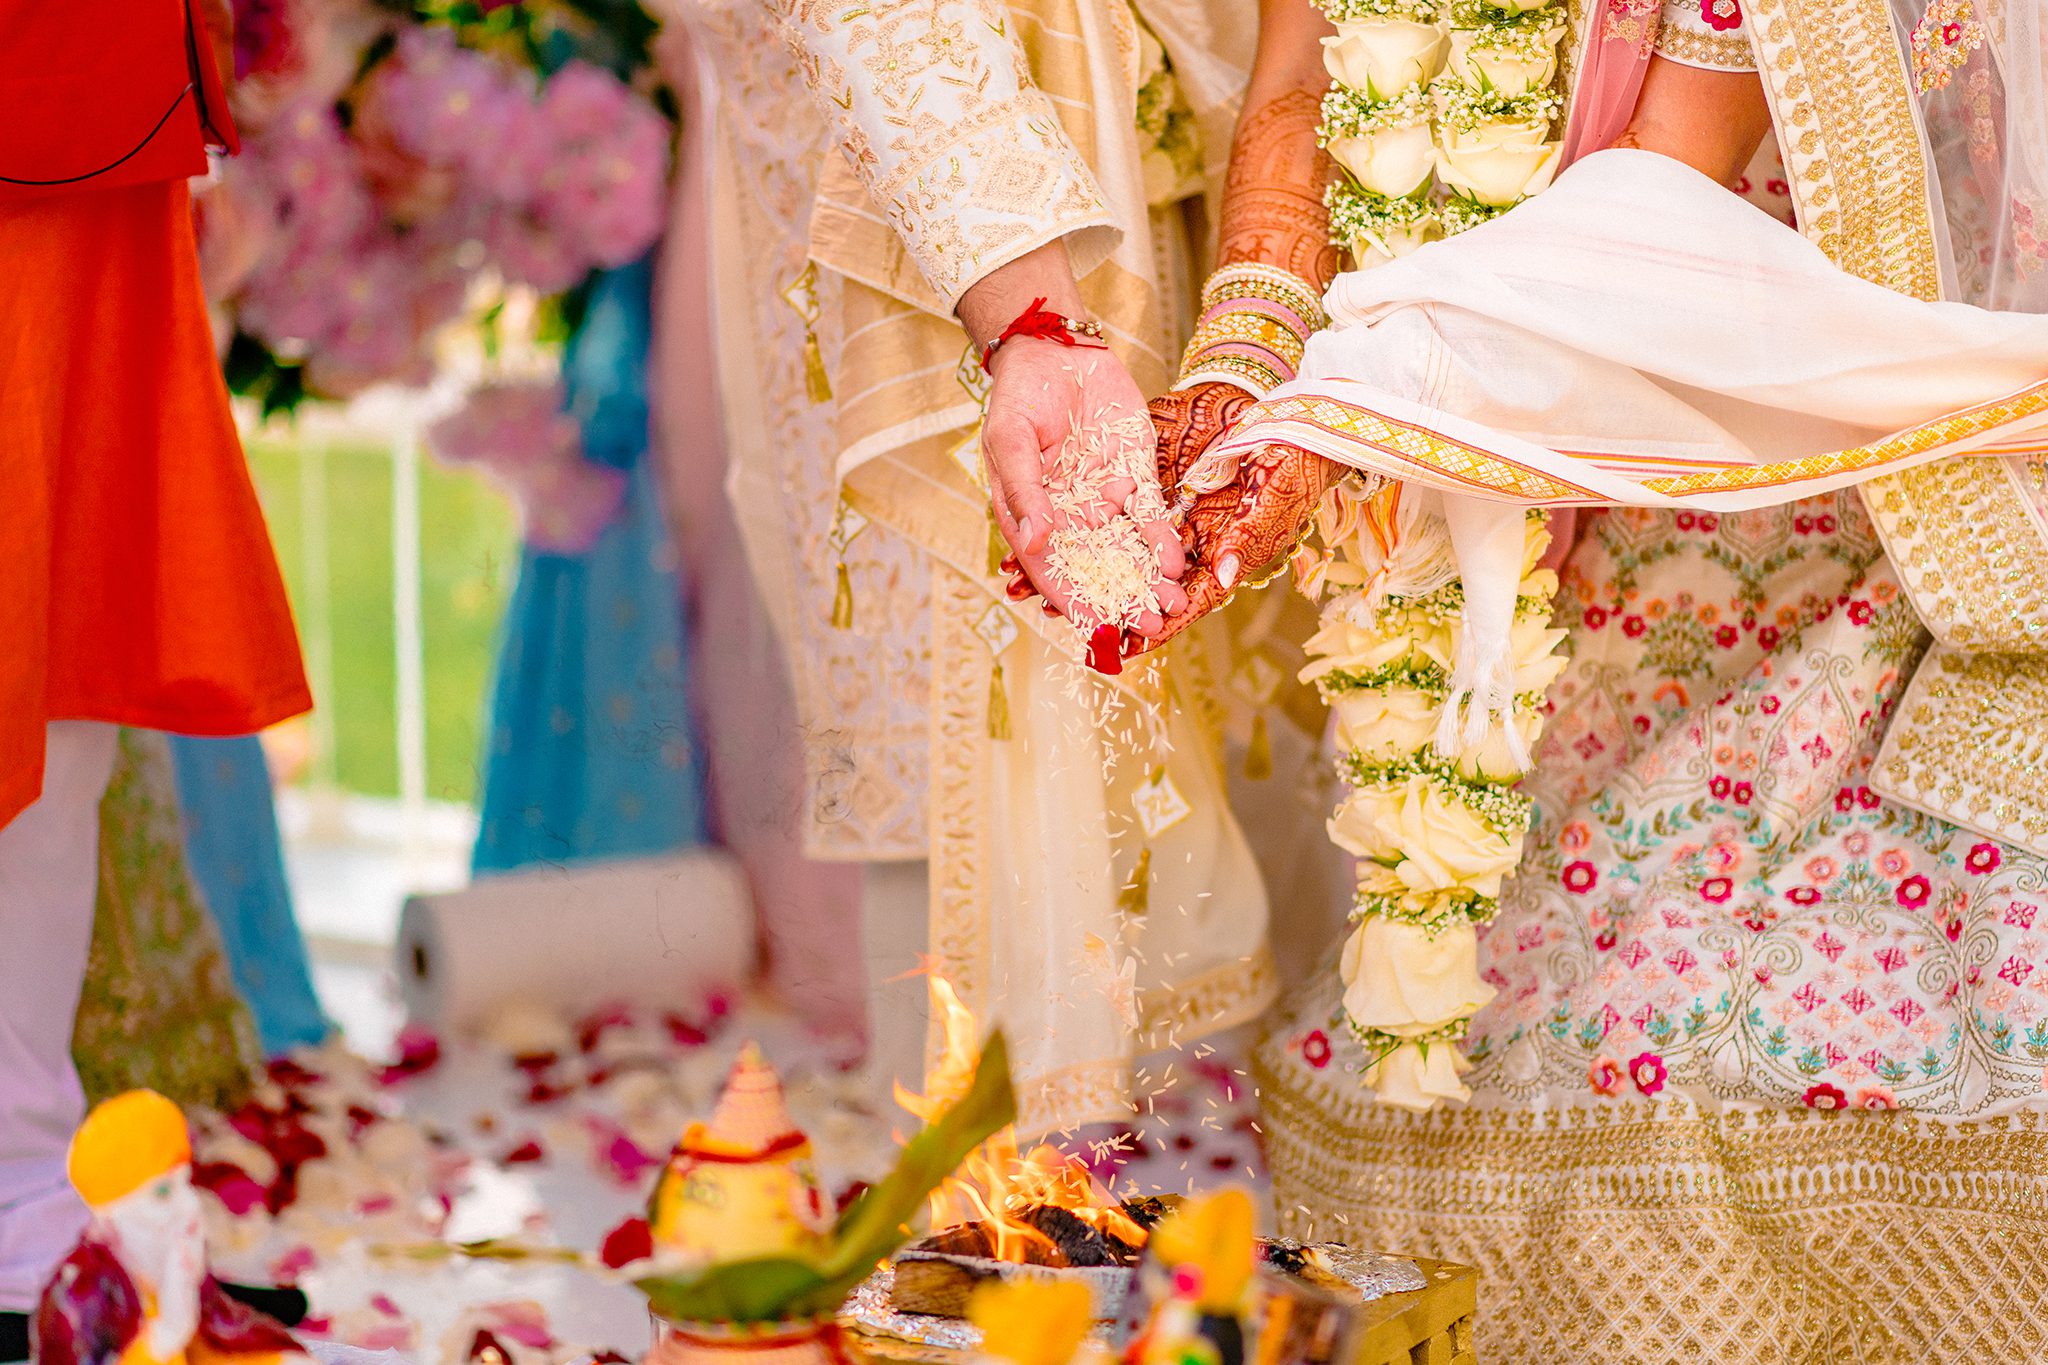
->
[[472, 257, 709, 873], [168, 734, 330, 1053]]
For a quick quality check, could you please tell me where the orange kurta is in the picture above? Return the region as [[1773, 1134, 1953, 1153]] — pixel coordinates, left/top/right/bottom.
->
[[0, 179, 311, 826]]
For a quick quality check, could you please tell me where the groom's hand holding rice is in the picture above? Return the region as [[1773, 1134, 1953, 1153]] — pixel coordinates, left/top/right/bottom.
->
[[961, 242, 1187, 642]]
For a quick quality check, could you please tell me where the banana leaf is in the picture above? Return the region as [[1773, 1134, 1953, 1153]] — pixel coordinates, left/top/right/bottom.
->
[[637, 1031, 1016, 1324]]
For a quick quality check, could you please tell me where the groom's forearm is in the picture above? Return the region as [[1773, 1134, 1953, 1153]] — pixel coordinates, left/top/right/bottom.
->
[[1214, 0, 1342, 289]]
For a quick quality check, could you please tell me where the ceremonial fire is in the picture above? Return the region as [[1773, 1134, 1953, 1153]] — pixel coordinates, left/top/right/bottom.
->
[[888, 978, 1149, 1317]]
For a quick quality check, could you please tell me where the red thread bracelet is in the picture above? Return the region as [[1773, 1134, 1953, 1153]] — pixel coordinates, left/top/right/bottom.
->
[[979, 297, 1108, 371]]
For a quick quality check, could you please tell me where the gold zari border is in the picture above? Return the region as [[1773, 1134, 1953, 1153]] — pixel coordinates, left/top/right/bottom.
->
[[1743, 0, 1941, 300], [1253, 1042, 2048, 1364], [1872, 645, 2048, 855], [1234, 384, 2048, 505], [1653, 23, 1757, 71], [1863, 456, 2048, 653]]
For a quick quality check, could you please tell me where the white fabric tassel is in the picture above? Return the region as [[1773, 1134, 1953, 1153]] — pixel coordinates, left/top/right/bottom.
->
[[1435, 494, 1531, 771], [1345, 485, 1461, 624]]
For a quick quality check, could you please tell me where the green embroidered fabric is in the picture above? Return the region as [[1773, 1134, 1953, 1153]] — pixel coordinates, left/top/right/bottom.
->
[[71, 729, 261, 1112]]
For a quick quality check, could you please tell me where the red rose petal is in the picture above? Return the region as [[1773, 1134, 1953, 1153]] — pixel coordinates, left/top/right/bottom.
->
[[663, 1014, 710, 1048], [501, 1140, 546, 1165], [599, 1217, 654, 1269], [1086, 624, 1124, 675]]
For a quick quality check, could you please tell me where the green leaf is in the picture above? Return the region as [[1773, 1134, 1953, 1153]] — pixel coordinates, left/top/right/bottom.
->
[[633, 1031, 1016, 1324], [637, 1256, 832, 1324], [802, 1031, 1016, 1307]]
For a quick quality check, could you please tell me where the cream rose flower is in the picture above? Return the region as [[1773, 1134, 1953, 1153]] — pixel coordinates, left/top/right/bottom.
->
[[1435, 120, 1562, 206], [1486, 0, 1563, 12], [1451, 709, 1539, 782], [1345, 214, 1437, 268], [1446, 21, 1565, 97], [1322, 19, 1449, 101], [1513, 617, 1570, 691], [1340, 916, 1495, 1034], [1301, 614, 1431, 682], [1328, 781, 1407, 862], [1363, 1038, 1474, 1110], [1329, 774, 1521, 895], [1334, 684, 1442, 758], [1328, 119, 1438, 198]]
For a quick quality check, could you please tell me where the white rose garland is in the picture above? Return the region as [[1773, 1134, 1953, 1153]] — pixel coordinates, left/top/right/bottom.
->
[[1303, 0, 1567, 1109]]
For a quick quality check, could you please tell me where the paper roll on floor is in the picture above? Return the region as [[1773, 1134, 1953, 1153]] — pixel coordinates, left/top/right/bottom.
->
[[397, 851, 755, 1033]]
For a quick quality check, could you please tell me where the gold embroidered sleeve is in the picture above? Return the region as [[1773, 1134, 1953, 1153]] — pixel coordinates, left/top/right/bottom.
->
[[771, 0, 1117, 309]]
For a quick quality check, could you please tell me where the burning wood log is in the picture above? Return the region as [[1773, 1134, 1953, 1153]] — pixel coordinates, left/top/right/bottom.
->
[[888, 1202, 1149, 1319], [890, 1241, 1132, 1321]]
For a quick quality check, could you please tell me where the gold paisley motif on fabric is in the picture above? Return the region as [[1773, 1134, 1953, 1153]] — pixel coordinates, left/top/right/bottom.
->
[[74, 729, 261, 1113], [1744, 0, 1942, 300], [1873, 646, 2048, 857], [925, 562, 996, 1059], [1863, 456, 2048, 654]]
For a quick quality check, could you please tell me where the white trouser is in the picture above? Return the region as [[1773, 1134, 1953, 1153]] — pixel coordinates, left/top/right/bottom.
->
[[0, 722, 116, 1310]]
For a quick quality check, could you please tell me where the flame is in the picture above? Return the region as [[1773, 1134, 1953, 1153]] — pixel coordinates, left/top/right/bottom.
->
[[895, 977, 1147, 1265]]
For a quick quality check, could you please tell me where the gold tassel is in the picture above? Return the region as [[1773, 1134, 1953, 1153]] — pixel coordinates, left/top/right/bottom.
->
[[803, 329, 832, 404], [987, 661, 1012, 741], [1118, 846, 1152, 917], [830, 559, 854, 630], [1244, 710, 1273, 781]]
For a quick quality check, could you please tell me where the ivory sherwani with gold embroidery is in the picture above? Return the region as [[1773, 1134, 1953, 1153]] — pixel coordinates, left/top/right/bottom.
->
[[658, 0, 1280, 1134]]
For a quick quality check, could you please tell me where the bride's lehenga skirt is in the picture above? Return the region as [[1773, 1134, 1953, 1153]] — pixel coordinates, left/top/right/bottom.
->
[[1258, 495, 2048, 1363]]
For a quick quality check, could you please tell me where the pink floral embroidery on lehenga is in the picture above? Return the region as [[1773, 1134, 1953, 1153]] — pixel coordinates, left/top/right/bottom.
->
[[1910, 0, 1986, 94], [1271, 494, 2048, 1117]]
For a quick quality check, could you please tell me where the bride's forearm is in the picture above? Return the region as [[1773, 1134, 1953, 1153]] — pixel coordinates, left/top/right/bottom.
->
[[1610, 57, 1773, 188], [1215, 0, 1342, 290]]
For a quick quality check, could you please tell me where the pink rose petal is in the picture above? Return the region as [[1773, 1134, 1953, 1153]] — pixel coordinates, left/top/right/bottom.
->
[[193, 1162, 269, 1217], [585, 1119, 659, 1185], [272, 1244, 318, 1281], [353, 1325, 415, 1352]]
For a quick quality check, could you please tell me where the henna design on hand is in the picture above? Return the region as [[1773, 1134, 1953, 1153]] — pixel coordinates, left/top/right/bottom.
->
[[1132, 385, 1348, 653], [1217, 89, 1343, 293]]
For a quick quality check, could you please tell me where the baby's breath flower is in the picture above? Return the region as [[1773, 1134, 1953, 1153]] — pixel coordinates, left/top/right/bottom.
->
[[1339, 750, 1536, 838], [1318, 0, 1442, 21], [1316, 654, 1452, 698], [1324, 181, 1437, 241], [1317, 82, 1433, 145], [1439, 194, 1514, 235], [1448, 0, 1559, 24], [1431, 76, 1562, 133], [1344, 1016, 1469, 1063], [1354, 886, 1497, 933]]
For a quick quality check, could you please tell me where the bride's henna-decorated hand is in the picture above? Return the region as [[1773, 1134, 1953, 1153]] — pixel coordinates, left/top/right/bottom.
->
[[1134, 419, 1350, 654]]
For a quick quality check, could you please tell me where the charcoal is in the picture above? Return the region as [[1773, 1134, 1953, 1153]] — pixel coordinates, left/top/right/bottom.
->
[[1020, 1205, 1137, 1267], [1260, 1239, 1313, 1277], [1118, 1195, 1180, 1231]]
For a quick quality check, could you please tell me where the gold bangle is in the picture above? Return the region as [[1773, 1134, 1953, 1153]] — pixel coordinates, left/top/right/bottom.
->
[[1185, 316, 1307, 369]]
